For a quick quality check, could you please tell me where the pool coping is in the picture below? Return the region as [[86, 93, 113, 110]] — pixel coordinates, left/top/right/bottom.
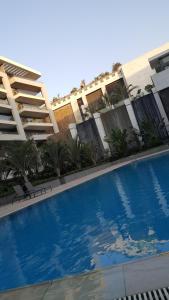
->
[[0, 146, 169, 219], [1, 251, 169, 299]]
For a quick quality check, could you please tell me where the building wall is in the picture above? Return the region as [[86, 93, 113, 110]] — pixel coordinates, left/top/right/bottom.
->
[[121, 42, 169, 95], [52, 72, 122, 124], [152, 68, 169, 92], [52, 42, 169, 135], [0, 61, 58, 141], [86, 88, 103, 112], [53, 103, 75, 132]]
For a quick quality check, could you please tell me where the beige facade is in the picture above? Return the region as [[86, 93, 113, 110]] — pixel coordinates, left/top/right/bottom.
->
[[52, 42, 169, 131], [52, 72, 122, 124], [0, 57, 58, 141]]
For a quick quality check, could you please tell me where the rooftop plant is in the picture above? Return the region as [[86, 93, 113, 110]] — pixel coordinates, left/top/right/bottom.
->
[[145, 84, 154, 93], [70, 87, 78, 94], [112, 62, 122, 73]]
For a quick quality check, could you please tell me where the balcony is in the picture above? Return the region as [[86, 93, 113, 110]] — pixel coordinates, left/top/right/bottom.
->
[[10, 76, 42, 93], [23, 120, 54, 131], [0, 100, 11, 114], [19, 104, 49, 118], [151, 68, 169, 91], [27, 133, 52, 140], [14, 92, 45, 105], [0, 119, 16, 130], [0, 87, 7, 100]]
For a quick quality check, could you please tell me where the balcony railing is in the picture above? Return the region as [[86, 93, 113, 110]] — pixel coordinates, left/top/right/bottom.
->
[[18, 103, 47, 111], [22, 118, 50, 124], [14, 92, 45, 105], [26, 133, 52, 140], [10, 76, 42, 93], [0, 99, 9, 105]]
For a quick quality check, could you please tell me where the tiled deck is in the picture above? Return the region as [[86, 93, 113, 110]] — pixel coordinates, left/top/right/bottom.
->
[[1, 146, 169, 299]]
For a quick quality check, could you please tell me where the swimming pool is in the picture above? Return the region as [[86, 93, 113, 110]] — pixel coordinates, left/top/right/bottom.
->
[[1, 152, 169, 291]]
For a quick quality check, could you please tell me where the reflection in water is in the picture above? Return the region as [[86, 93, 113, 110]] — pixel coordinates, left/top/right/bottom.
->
[[149, 164, 169, 217], [0, 219, 26, 286], [1, 153, 169, 290], [114, 174, 135, 219]]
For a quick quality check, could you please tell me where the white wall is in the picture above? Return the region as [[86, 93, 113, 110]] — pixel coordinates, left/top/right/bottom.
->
[[121, 42, 169, 96], [152, 68, 169, 92], [52, 42, 169, 127]]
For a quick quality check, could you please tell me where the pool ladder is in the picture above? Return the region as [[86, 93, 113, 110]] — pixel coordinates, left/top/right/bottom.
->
[[114, 286, 169, 300]]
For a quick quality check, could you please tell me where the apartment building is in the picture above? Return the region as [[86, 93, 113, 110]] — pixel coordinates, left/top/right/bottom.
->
[[52, 42, 169, 133], [0, 57, 58, 141]]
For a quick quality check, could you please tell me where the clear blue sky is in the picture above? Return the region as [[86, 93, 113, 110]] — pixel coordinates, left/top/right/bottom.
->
[[1, 0, 169, 99]]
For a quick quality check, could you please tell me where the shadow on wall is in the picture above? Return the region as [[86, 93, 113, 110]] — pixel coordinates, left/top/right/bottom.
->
[[101, 105, 132, 137], [77, 118, 104, 158]]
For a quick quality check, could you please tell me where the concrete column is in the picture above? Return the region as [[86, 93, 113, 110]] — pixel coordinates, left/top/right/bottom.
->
[[124, 98, 140, 132], [153, 90, 169, 132], [93, 112, 110, 151], [69, 123, 78, 139], [70, 99, 83, 123], [41, 85, 59, 133], [81, 94, 88, 107], [2, 74, 26, 140], [101, 85, 107, 96]]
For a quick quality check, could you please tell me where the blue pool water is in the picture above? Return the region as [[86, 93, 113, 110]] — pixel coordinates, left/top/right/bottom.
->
[[1, 153, 169, 291]]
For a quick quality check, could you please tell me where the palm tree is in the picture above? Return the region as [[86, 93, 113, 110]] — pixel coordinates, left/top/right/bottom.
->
[[42, 140, 68, 178], [68, 137, 83, 170], [4, 140, 39, 184], [103, 84, 139, 105], [0, 158, 10, 181], [102, 93, 112, 108]]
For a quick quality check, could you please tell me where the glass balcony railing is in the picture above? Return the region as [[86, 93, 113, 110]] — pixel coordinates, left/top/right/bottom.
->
[[18, 103, 47, 111], [0, 115, 14, 121], [0, 99, 9, 105], [22, 118, 51, 124]]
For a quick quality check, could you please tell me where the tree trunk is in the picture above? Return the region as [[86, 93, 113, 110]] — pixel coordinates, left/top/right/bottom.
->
[[56, 167, 61, 178], [23, 175, 30, 184]]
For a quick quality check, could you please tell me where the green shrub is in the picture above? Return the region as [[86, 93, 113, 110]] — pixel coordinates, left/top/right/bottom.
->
[[140, 121, 161, 148], [105, 128, 128, 158]]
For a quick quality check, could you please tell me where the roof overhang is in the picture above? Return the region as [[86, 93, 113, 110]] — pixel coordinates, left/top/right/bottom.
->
[[0, 56, 41, 80]]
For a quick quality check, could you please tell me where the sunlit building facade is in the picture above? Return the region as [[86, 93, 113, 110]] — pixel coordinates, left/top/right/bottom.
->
[[0, 57, 58, 141], [52, 42, 169, 134]]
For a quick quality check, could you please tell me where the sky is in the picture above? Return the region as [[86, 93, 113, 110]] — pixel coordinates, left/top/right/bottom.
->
[[1, 0, 169, 99]]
